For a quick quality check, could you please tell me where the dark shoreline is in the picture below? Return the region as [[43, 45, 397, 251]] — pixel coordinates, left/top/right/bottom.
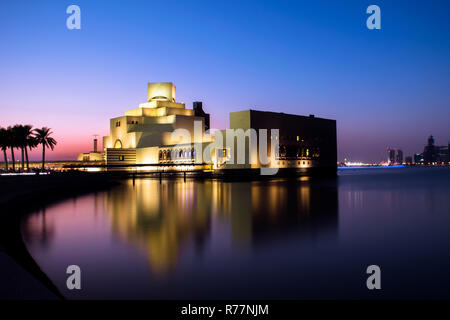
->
[[0, 172, 121, 300]]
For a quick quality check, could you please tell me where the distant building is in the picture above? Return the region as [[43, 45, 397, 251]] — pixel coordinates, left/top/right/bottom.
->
[[416, 135, 449, 165], [77, 136, 104, 161], [414, 153, 423, 164], [388, 148, 396, 165], [423, 135, 436, 164], [436, 144, 449, 164], [405, 156, 412, 164], [396, 150, 403, 164]]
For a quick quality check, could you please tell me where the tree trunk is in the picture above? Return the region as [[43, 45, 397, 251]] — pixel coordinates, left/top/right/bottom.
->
[[25, 147, 30, 171], [21, 147, 25, 171], [2, 149, 8, 171], [11, 147, 15, 172], [41, 144, 45, 172]]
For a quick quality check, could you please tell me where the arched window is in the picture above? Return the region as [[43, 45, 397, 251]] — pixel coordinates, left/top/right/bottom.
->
[[179, 150, 183, 158], [159, 150, 163, 160], [114, 139, 122, 149]]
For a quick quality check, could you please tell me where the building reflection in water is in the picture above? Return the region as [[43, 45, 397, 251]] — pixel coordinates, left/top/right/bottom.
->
[[103, 177, 338, 275]]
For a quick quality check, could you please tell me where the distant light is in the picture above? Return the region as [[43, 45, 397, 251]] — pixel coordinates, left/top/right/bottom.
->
[[0, 172, 50, 176], [339, 165, 405, 170]]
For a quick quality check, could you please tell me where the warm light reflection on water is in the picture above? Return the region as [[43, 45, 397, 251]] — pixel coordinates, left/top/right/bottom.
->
[[22, 168, 450, 299], [101, 178, 335, 275]]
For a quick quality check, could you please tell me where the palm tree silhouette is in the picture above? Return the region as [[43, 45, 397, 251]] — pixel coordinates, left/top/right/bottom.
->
[[15, 124, 34, 171], [22, 125, 34, 171], [26, 134, 39, 171], [33, 127, 57, 172], [0, 127, 9, 171], [7, 126, 18, 171]]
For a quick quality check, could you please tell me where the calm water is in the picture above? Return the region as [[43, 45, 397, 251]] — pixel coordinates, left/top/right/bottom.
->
[[22, 167, 450, 299]]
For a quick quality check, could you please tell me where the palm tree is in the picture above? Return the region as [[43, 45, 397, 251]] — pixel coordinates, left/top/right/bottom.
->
[[16, 124, 34, 171], [26, 134, 38, 171], [14, 124, 32, 171], [0, 127, 8, 171], [7, 126, 17, 171], [33, 127, 57, 172]]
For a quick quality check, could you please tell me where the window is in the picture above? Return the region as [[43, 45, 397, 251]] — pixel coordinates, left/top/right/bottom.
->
[[119, 155, 125, 161], [222, 149, 227, 157], [296, 136, 299, 142]]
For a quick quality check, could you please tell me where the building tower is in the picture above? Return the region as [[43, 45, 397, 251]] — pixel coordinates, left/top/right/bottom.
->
[[193, 102, 210, 132], [396, 149, 403, 164], [93, 134, 99, 152], [423, 135, 436, 164], [388, 148, 396, 165]]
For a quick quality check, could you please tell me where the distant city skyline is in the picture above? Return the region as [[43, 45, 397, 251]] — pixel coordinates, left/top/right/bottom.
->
[[1, 0, 449, 162]]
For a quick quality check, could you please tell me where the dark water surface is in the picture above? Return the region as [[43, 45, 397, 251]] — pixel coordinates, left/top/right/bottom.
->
[[22, 167, 450, 299]]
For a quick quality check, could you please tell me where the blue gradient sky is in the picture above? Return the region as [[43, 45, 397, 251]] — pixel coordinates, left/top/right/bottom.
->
[[0, 0, 449, 162]]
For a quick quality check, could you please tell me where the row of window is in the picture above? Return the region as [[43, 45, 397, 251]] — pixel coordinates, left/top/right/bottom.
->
[[279, 145, 320, 158], [115, 120, 139, 127], [277, 160, 311, 166], [272, 135, 302, 141], [159, 148, 195, 161], [277, 136, 325, 143]]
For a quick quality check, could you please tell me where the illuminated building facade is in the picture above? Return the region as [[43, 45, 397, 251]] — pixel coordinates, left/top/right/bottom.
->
[[215, 110, 337, 175], [101, 82, 337, 175], [102, 82, 212, 167]]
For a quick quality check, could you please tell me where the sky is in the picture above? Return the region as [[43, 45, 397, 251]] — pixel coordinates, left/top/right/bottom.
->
[[0, 0, 449, 162]]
